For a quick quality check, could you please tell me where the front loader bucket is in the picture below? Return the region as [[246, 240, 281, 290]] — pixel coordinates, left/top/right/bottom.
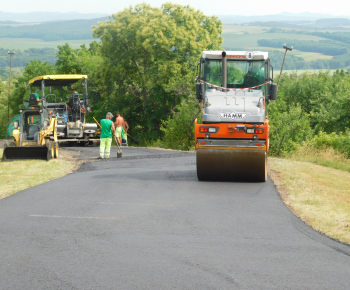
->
[[196, 148, 267, 182], [2, 146, 50, 161]]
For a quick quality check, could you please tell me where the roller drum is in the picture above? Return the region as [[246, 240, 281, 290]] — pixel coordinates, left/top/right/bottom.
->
[[197, 148, 267, 182]]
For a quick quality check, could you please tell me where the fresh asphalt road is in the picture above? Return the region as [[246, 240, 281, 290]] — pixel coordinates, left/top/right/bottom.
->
[[1, 146, 350, 289]]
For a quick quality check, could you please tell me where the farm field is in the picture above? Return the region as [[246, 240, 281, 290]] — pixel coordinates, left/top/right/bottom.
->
[[1, 22, 350, 73], [277, 69, 338, 76], [0, 38, 97, 50], [222, 24, 348, 61]]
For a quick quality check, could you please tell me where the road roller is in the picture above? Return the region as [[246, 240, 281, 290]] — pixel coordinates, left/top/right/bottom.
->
[[195, 51, 278, 182]]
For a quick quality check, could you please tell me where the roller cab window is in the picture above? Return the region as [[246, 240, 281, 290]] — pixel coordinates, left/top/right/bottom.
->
[[202, 59, 266, 90]]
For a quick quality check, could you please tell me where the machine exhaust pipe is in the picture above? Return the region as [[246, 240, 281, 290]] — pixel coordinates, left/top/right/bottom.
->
[[222, 51, 227, 91]]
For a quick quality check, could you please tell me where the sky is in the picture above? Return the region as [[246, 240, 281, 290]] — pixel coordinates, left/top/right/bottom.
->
[[0, 0, 348, 16]]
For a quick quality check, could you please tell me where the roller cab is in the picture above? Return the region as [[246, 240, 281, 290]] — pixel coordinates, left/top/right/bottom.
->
[[195, 51, 276, 182]]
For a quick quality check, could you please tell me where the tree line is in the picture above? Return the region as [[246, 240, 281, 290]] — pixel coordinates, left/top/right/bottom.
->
[[268, 70, 350, 158], [0, 48, 57, 79], [257, 39, 348, 56], [2, 3, 222, 148], [1, 4, 349, 160], [0, 18, 107, 41]]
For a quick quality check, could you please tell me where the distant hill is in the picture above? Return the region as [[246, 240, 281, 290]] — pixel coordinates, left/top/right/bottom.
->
[[219, 12, 350, 24], [314, 18, 350, 27], [0, 21, 18, 24], [246, 19, 350, 31], [0, 17, 108, 41], [0, 11, 109, 23]]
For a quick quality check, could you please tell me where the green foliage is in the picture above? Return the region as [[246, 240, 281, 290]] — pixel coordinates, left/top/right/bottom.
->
[[300, 31, 350, 45], [269, 102, 314, 155], [158, 97, 201, 151], [270, 70, 350, 158], [258, 39, 348, 56], [277, 70, 350, 133], [306, 131, 350, 158], [0, 78, 8, 138], [0, 48, 57, 70], [10, 60, 55, 115], [55, 42, 104, 122], [92, 3, 222, 142], [268, 50, 308, 70], [0, 67, 24, 83]]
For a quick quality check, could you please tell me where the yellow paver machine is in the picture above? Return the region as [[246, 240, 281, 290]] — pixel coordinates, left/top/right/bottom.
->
[[28, 75, 99, 145], [3, 74, 99, 161]]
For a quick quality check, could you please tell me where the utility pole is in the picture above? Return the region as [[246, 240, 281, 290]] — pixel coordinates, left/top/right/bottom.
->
[[277, 45, 292, 89], [7, 51, 15, 124]]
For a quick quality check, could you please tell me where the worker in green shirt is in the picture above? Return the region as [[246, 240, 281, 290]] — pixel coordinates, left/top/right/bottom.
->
[[99, 112, 115, 159], [33, 89, 42, 106]]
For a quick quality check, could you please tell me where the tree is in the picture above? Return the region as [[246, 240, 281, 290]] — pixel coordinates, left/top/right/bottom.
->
[[55, 42, 104, 121], [0, 77, 8, 138], [277, 70, 350, 133], [10, 60, 55, 115], [93, 2, 222, 140]]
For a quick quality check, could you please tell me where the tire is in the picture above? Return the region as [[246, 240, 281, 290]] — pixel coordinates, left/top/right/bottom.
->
[[51, 143, 55, 159]]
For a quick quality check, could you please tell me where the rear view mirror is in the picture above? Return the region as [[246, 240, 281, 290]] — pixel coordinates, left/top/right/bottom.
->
[[196, 83, 205, 101], [270, 83, 278, 101]]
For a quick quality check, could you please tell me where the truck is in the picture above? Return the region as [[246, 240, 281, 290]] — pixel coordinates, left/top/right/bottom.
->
[[194, 51, 277, 182]]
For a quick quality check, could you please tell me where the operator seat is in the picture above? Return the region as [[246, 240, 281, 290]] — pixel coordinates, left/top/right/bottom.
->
[[28, 94, 39, 107], [243, 74, 260, 88], [26, 124, 41, 140]]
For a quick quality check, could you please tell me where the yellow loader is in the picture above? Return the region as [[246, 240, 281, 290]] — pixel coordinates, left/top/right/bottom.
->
[[2, 106, 58, 161]]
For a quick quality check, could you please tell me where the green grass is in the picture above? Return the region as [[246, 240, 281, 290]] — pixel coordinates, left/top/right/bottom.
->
[[288, 145, 350, 172], [0, 148, 81, 199], [0, 38, 98, 50], [269, 156, 350, 244]]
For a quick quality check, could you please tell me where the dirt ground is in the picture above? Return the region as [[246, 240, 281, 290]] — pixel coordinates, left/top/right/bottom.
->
[[0, 140, 7, 148]]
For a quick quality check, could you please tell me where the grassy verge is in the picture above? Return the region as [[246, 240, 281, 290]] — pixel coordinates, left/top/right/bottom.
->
[[288, 146, 350, 172], [0, 148, 82, 199], [269, 156, 350, 244]]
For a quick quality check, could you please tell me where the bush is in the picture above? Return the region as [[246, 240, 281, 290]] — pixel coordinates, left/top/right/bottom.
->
[[158, 102, 201, 151], [307, 130, 350, 158], [269, 102, 314, 156]]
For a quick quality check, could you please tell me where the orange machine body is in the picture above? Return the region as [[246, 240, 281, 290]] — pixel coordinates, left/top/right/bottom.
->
[[195, 118, 270, 152]]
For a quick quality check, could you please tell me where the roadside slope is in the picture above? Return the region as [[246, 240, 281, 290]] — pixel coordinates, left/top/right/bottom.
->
[[269, 157, 350, 244]]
